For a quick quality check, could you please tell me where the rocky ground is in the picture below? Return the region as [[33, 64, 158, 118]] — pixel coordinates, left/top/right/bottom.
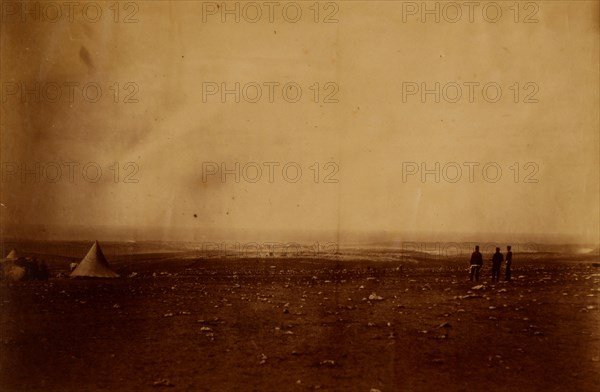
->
[[1, 258, 599, 391]]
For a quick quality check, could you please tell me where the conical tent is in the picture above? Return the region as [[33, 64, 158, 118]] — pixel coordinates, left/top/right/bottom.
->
[[2, 249, 24, 280], [70, 241, 119, 278], [2, 249, 18, 262]]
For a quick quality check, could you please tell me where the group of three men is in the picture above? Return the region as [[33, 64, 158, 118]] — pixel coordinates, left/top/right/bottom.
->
[[469, 245, 512, 282]]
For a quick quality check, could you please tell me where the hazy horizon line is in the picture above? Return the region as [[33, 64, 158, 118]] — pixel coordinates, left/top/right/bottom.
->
[[1, 224, 598, 247]]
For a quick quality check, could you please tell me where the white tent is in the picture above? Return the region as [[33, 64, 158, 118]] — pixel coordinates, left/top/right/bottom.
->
[[3, 249, 18, 262], [2, 249, 24, 280], [70, 241, 119, 278]]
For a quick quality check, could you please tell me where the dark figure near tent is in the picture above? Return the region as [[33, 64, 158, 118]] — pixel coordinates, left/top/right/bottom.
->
[[28, 258, 40, 280], [12, 257, 49, 280], [38, 260, 49, 281], [505, 246, 513, 281], [469, 246, 483, 281], [491, 248, 504, 282]]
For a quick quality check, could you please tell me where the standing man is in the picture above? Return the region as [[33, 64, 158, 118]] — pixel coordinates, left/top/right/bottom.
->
[[505, 246, 513, 281], [469, 245, 483, 282], [491, 247, 504, 282]]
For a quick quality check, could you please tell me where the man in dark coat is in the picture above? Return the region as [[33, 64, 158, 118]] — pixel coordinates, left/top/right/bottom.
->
[[469, 245, 483, 281], [491, 247, 504, 282], [505, 246, 513, 281]]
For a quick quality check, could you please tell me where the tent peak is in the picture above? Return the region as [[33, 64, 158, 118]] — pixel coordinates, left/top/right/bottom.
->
[[70, 241, 118, 279]]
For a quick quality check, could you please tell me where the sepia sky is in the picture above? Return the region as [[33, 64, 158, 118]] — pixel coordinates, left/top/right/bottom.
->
[[1, 1, 598, 244]]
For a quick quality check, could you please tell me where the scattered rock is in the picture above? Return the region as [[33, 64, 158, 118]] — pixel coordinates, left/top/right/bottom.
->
[[152, 379, 174, 387], [319, 359, 335, 366]]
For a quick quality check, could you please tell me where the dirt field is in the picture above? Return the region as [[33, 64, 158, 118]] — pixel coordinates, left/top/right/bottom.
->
[[1, 257, 599, 391]]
